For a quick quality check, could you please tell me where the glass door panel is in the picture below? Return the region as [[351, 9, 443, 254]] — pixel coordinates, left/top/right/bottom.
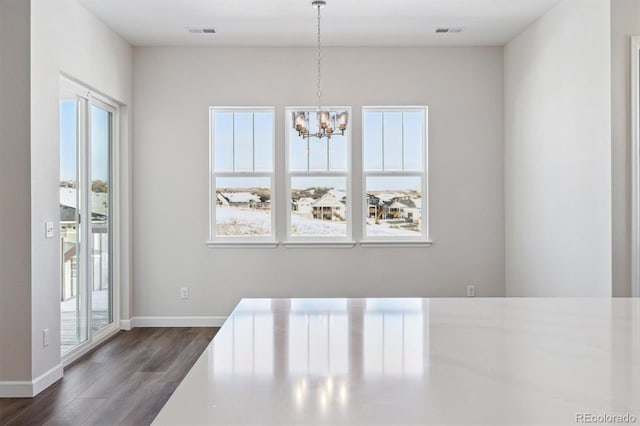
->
[[60, 79, 117, 358], [60, 96, 88, 355], [90, 104, 112, 332]]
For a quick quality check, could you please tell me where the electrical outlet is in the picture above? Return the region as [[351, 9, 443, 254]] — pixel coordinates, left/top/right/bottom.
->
[[466, 285, 476, 297], [45, 221, 54, 239], [180, 287, 189, 299], [43, 328, 49, 347]]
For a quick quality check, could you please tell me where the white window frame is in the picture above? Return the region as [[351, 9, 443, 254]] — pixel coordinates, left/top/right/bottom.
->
[[284, 106, 354, 248], [360, 106, 431, 247], [208, 107, 277, 247], [631, 37, 640, 297]]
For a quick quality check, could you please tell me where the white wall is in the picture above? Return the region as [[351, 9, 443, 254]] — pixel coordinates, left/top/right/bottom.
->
[[611, 0, 640, 297], [132, 47, 505, 318], [29, 0, 132, 382], [504, 0, 612, 296], [0, 0, 32, 383]]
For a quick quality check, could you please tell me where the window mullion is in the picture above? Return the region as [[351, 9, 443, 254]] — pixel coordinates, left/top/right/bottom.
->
[[215, 172, 273, 178], [289, 171, 348, 177], [381, 112, 385, 171], [363, 171, 422, 178], [401, 111, 405, 171]]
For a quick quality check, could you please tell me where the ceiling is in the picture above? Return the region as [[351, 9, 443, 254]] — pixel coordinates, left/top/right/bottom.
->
[[77, 0, 562, 47]]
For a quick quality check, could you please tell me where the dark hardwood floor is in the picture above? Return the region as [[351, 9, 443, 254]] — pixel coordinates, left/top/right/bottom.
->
[[0, 327, 218, 426]]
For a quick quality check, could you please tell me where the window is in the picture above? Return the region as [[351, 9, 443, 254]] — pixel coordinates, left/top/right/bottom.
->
[[285, 107, 352, 243], [209, 108, 275, 243], [362, 107, 428, 241]]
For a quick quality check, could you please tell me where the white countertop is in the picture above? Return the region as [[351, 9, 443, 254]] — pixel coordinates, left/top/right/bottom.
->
[[153, 298, 640, 425]]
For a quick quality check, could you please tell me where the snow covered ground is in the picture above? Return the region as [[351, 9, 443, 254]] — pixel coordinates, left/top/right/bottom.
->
[[216, 206, 272, 235], [216, 206, 347, 236], [216, 206, 422, 237], [291, 212, 346, 236], [366, 221, 421, 236]]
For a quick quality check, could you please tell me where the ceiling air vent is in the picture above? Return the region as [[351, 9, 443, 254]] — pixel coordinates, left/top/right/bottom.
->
[[435, 27, 463, 34], [186, 28, 217, 34]]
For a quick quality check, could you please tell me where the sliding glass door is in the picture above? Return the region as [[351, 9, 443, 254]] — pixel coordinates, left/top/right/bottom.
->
[[60, 94, 87, 353], [89, 104, 113, 334], [60, 79, 116, 356]]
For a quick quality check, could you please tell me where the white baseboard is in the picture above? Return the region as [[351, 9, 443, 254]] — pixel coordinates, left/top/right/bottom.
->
[[130, 316, 227, 328], [0, 363, 63, 398], [32, 364, 64, 396], [120, 319, 132, 330], [0, 316, 224, 398]]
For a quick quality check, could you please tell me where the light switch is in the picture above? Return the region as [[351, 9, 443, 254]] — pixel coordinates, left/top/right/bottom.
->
[[45, 221, 54, 239]]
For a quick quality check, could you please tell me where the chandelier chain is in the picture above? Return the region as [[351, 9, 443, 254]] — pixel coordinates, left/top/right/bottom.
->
[[316, 3, 322, 110], [293, 0, 348, 141]]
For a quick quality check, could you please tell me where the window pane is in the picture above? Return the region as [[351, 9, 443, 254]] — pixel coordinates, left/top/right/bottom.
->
[[216, 177, 272, 236], [363, 111, 383, 171], [291, 176, 347, 237], [214, 112, 234, 172], [403, 111, 423, 171], [383, 112, 403, 171], [307, 111, 320, 135], [60, 100, 77, 185], [289, 129, 309, 171], [254, 112, 273, 172], [90, 105, 112, 332], [303, 111, 329, 172], [234, 112, 254, 172], [328, 133, 348, 171], [288, 109, 349, 172], [365, 176, 422, 237], [60, 98, 87, 354], [308, 136, 328, 171]]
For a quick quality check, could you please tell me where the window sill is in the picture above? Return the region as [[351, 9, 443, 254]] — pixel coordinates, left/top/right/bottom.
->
[[205, 240, 432, 248], [360, 240, 434, 248], [206, 241, 279, 249], [283, 241, 356, 249]]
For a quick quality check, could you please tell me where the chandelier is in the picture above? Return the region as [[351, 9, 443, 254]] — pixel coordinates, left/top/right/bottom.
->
[[292, 0, 348, 140]]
